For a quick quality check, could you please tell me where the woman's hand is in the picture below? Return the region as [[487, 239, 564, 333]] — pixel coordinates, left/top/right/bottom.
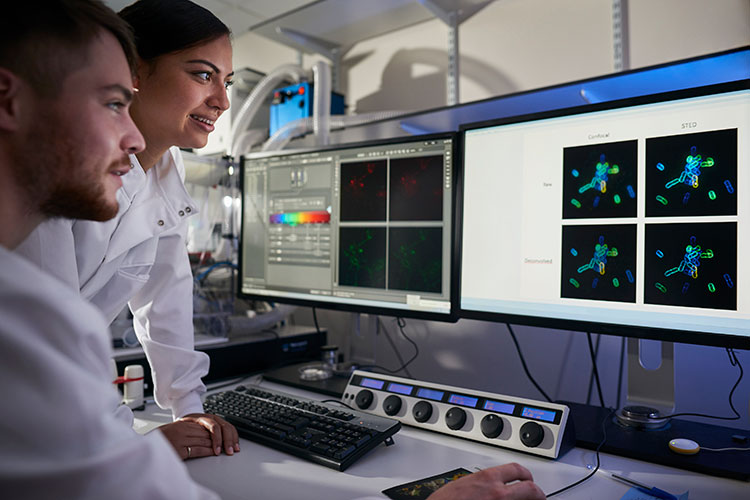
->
[[159, 413, 240, 460]]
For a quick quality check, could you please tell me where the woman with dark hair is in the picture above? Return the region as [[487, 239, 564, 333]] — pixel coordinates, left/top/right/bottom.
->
[[17, 0, 239, 461]]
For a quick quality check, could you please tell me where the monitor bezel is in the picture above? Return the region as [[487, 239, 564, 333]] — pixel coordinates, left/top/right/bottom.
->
[[238, 132, 462, 322], [457, 80, 750, 349]]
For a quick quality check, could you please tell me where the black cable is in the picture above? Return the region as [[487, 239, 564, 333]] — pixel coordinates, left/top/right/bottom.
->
[[662, 348, 743, 421], [321, 399, 356, 410], [378, 317, 413, 378], [312, 307, 321, 334], [586, 332, 606, 408], [505, 323, 552, 403], [358, 318, 419, 375], [545, 409, 614, 498]]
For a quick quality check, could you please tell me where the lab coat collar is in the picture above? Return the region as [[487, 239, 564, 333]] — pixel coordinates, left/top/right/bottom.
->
[[102, 149, 198, 263]]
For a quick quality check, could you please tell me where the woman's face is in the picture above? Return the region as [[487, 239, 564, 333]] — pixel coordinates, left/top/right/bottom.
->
[[133, 34, 233, 151]]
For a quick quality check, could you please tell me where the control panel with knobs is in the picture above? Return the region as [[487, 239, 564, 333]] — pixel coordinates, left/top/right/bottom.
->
[[342, 370, 575, 459]]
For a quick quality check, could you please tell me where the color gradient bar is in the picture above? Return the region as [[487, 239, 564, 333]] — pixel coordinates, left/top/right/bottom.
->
[[269, 210, 330, 226]]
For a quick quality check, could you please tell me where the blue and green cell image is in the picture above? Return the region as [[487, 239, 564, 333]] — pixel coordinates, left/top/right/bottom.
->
[[562, 140, 637, 219], [388, 227, 442, 293], [646, 129, 737, 217], [644, 222, 736, 310], [338, 227, 386, 288], [561, 224, 636, 303]]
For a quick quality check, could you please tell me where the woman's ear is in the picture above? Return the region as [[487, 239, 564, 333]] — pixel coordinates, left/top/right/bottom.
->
[[0, 68, 23, 132]]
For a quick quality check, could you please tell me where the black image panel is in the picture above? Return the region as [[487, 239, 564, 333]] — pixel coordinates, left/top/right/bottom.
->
[[389, 155, 444, 221], [562, 140, 638, 219], [338, 227, 386, 289], [561, 224, 637, 302], [340, 160, 387, 221], [645, 129, 737, 217], [644, 222, 736, 310], [388, 227, 442, 293]]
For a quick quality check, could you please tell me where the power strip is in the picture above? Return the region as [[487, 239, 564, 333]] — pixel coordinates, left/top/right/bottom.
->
[[342, 370, 574, 459]]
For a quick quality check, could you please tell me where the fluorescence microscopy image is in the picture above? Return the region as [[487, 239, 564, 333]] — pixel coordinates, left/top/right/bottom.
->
[[645, 129, 737, 217], [388, 227, 442, 293], [340, 159, 387, 221], [389, 155, 444, 221], [338, 227, 386, 288], [561, 224, 637, 303], [562, 140, 638, 219], [644, 222, 736, 310]]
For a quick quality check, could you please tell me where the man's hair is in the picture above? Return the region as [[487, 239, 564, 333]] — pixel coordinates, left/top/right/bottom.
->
[[0, 0, 137, 97], [119, 0, 230, 61]]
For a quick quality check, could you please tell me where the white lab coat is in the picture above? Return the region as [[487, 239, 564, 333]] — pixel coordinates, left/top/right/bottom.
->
[[17, 147, 209, 419], [0, 246, 218, 499]]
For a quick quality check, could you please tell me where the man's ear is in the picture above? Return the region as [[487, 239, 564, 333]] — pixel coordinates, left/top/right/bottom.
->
[[0, 67, 23, 132]]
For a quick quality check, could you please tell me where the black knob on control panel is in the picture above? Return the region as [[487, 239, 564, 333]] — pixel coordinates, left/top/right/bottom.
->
[[383, 395, 402, 416], [445, 407, 467, 430], [480, 414, 504, 438], [355, 389, 373, 409], [412, 401, 433, 423], [520, 421, 544, 447]]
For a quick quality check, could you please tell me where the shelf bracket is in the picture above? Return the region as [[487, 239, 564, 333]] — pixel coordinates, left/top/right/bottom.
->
[[275, 26, 348, 92], [417, 0, 494, 106]]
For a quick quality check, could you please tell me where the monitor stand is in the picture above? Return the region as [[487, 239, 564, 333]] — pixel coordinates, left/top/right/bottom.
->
[[563, 338, 750, 481]]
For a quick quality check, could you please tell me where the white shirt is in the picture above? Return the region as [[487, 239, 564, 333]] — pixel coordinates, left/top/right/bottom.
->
[[16, 147, 209, 419], [0, 246, 218, 500]]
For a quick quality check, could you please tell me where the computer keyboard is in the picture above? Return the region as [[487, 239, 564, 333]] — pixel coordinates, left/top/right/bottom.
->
[[203, 384, 401, 471]]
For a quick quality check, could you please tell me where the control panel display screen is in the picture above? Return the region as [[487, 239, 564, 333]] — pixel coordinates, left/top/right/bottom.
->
[[387, 382, 414, 395], [521, 406, 556, 423], [448, 394, 479, 408], [416, 388, 445, 401], [360, 378, 385, 390], [483, 400, 516, 415]]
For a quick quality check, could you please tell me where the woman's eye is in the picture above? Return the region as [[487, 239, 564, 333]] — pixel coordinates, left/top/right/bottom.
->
[[195, 71, 211, 81], [224, 80, 234, 90]]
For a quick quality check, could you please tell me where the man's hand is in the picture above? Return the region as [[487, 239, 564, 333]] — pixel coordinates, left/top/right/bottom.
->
[[427, 463, 546, 500], [159, 413, 240, 460]]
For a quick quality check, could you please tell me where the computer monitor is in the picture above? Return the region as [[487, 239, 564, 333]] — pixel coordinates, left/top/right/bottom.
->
[[238, 133, 459, 321], [459, 80, 750, 349]]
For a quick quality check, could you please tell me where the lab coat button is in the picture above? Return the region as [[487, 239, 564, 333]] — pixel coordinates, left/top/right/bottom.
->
[[185, 207, 192, 213], [179, 210, 185, 216], [157, 220, 165, 226]]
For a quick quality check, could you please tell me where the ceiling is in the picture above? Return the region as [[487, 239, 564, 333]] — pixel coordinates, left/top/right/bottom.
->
[[104, 0, 315, 36]]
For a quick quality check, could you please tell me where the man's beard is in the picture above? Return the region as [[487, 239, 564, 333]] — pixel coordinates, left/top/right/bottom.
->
[[12, 111, 121, 222]]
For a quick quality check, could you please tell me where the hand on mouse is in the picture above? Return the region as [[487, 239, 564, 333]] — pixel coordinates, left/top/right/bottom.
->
[[426, 463, 546, 500]]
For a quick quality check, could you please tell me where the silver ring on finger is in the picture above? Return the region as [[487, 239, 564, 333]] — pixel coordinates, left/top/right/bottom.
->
[[187, 446, 192, 458]]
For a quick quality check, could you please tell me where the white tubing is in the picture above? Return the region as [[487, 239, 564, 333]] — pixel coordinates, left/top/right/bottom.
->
[[260, 111, 410, 152], [312, 61, 331, 146], [230, 64, 308, 157]]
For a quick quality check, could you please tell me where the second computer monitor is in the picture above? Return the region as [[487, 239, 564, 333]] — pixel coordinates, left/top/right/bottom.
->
[[239, 134, 458, 321]]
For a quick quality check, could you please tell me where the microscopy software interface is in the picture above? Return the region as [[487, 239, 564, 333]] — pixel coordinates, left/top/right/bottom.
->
[[240, 136, 455, 315], [461, 87, 750, 337]]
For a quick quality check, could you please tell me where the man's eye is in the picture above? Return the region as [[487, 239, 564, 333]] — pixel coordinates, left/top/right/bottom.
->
[[108, 101, 125, 111]]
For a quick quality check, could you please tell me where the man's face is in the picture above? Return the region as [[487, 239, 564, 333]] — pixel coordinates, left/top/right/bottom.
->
[[15, 30, 144, 221]]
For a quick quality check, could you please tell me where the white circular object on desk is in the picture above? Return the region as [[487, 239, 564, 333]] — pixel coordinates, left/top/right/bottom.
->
[[668, 438, 700, 455]]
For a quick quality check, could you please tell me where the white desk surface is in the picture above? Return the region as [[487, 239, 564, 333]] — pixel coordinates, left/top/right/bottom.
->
[[134, 378, 749, 500]]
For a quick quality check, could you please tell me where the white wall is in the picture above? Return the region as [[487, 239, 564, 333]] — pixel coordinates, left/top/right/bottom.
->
[[232, 0, 750, 430]]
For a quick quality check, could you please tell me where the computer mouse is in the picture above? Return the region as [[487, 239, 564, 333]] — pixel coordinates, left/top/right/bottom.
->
[[668, 438, 700, 455]]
